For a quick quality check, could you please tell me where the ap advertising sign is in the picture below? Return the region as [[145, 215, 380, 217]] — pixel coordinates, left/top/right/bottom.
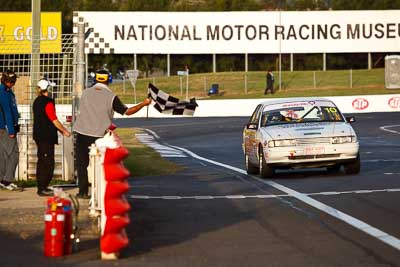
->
[[352, 98, 369, 111], [388, 96, 400, 110], [342, 95, 400, 113], [73, 10, 400, 54], [0, 12, 62, 54]]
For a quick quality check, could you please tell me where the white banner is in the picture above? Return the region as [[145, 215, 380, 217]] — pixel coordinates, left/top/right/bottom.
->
[[73, 11, 400, 54], [16, 94, 400, 121], [108, 94, 400, 118]]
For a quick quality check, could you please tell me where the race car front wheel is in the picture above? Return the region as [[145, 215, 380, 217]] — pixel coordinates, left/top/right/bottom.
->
[[259, 148, 274, 178], [344, 154, 361, 175], [246, 154, 259, 174]]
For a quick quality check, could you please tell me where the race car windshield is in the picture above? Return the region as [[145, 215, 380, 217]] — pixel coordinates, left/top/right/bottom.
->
[[261, 104, 344, 126]]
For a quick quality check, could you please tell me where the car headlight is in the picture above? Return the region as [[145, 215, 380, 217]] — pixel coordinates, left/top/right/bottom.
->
[[331, 135, 357, 144], [268, 139, 296, 147]]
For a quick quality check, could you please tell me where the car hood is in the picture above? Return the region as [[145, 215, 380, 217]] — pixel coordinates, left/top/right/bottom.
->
[[260, 122, 356, 140]]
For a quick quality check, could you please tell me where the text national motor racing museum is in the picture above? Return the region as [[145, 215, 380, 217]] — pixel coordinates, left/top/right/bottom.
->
[[114, 23, 400, 42], [74, 10, 400, 54]]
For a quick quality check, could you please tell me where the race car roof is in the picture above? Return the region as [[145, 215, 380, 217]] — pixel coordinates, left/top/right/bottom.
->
[[261, 97, 336, 111]]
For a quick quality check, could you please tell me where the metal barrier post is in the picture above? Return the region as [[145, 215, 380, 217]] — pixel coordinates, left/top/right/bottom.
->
[[88, 144, 101, 217]]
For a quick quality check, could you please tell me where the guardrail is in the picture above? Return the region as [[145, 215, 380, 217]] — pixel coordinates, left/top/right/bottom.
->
[[88, 143, 103, 218], [17, 94, 400, 123], [16, 122, 74, 181]]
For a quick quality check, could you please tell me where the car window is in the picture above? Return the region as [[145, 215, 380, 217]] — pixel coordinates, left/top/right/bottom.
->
[[261, 110, 293, 126], [249, 104, 262, 124], [319, 106, 343, 121], [261, 101, 344, 126]]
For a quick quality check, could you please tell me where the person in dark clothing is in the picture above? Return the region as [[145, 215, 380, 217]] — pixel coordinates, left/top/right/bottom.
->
[[73, 69, 151, 199], [0, 70, 22, 191], [33, 79, 71, 196], [264, 69, 275, 95]]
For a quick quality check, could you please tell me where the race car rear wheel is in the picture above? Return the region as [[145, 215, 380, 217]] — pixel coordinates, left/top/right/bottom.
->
[[245, 154, 259, 174], [344, 154, 361, 175], [259, 148, 274, 178]]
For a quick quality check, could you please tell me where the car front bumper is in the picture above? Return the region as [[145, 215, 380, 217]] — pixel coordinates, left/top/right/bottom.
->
[[265, 142, 359, 168]]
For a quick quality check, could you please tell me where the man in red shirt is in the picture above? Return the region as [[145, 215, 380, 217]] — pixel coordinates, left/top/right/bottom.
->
[[33, 79, 71, 196]]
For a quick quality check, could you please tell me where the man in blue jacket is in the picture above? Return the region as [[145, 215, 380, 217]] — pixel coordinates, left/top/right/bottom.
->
[[0, 70, 21, 191]]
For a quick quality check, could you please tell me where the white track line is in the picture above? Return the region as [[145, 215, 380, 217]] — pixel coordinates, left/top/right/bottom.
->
[[380, 125, 400, 135], [136, 133, 186, 158], [364, 159, 400, 163], [128, 188, 400, 200], [166, 144, 400, 251]]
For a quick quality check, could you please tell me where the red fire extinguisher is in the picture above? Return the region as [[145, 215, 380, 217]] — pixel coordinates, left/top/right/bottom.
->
[[44, 197, 65, 257], [44, 196, 74, 257]]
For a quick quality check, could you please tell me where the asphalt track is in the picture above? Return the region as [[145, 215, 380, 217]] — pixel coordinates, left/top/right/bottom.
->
[[113, 112, 400, 267]]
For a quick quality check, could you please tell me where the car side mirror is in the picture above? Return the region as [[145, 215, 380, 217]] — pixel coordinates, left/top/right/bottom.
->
[[246, 122, 258, 130], [346, 116, 356, 123]]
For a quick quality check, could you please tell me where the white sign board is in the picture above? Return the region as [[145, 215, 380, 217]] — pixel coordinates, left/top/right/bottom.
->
[[126, 69, 139, 81], [385, 55, 400, 89], [73, 11, 400, 54], [177, 71, 188, 76]]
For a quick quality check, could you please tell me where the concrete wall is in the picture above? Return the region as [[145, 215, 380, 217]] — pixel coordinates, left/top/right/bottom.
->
[[18, 94, 400, 122], [116, 94, 400, 119]]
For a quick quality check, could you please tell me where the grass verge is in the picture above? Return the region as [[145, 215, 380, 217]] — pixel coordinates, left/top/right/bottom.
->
[[114, 128, 183, 178], [15, 128, 182, 188], [15, 178, 75, 188]]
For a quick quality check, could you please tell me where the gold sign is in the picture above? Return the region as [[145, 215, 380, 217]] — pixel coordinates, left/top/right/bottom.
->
[[0, 12, 61, 54]]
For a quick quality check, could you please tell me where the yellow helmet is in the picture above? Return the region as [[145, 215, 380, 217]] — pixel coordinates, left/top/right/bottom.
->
[[95, 69, 109, 83]]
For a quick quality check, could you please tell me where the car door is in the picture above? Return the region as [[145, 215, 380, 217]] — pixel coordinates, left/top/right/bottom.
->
[[244, 104, 262, 163]]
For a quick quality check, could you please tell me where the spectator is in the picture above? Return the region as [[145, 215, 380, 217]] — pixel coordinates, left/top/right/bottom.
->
[[264, 69, 275, 95], [73, 69, 151, 199], [0, 70, 21, 191], [33, 79, 71, 197]]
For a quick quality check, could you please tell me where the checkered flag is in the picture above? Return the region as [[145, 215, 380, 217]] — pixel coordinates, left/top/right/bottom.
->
[[148, 83, 198, 116]]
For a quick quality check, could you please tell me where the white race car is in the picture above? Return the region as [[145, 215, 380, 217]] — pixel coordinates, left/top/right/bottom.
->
[[243, 98, 360, 178]]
